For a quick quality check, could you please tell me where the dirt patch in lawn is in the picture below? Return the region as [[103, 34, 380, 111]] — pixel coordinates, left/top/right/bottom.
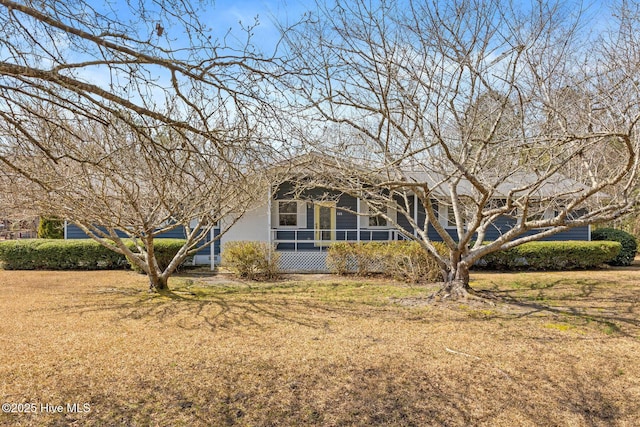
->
[[0, 269, 639, 426]]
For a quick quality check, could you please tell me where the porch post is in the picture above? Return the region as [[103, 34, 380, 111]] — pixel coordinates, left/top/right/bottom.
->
[[63, 220, 68, 240], [356, 197, 361, 242]]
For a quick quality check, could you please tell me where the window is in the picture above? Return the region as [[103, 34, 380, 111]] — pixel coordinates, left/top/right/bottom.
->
[[278, 201, 298, 226], [438, 203, 457, 228], [361, 201, 395, 228], [368, 214, 387, 227]]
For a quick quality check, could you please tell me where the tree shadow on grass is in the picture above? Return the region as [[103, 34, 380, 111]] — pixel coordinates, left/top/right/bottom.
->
[[475, 277, 640, 337], [66, 282, 374, 332]]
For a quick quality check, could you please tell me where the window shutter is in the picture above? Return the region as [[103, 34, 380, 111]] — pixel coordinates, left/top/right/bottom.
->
[[271, 200, 279, 227], [386, 206, 397, 224], [360, 202, 369, 228], [297, 201, 307, 229]]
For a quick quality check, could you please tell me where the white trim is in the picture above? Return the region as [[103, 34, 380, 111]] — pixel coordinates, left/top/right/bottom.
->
[[63, 220, 68, 239], [210, 227, 215, 271], [438, 202, 457, 229], [356, 198, 361, 241], [267, 188, 272, 242], [297, 201, 308, 229], [267, 188, 272, 264], [588, 224, 591, 241], [413, 194, 418, 237]]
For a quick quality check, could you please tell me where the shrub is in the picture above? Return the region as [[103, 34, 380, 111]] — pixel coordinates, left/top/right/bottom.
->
[[326, 242, 389, 276], [37, 217, 64, 239], [125, 239, 187, 273], [0, 239, 127, 270], [326, 242, 354, 275], [326, 240, 447, 283], [0, 238, 186, 271], [478, 241, 621, 270], [591, 228, 638, 266], [222, 241, 280, 280], [150, 239, 187, 270], [384, 241, 448, 283], [325, 242, 355, 275]]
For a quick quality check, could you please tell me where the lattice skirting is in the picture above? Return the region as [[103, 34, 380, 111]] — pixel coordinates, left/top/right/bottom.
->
[[277, 251, 389, 273], [278, 251, 329, 273]]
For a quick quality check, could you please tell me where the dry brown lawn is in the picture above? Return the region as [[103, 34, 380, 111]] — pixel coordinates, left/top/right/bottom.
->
[[0, 266, 639, 426]]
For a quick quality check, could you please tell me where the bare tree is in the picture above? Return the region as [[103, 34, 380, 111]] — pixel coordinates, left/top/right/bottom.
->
[[1, 111, 270, 291], [281, 0, 640, 297], [0, 0, 288, 291]]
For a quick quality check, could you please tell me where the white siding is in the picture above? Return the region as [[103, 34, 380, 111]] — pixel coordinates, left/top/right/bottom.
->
[[220, 199, 270, 247]]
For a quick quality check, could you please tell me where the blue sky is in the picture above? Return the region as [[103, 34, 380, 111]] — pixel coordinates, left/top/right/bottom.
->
[[188, 0, 312, 54], [191, 0, 613, 53]]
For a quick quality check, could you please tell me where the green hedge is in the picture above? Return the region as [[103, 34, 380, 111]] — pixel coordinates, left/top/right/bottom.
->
[[326, 241, 448, 283], [0, 239, 186, 271], [126, 239, 187, 273], [477, 241, 621, 270], [591, 228, 637, 266]]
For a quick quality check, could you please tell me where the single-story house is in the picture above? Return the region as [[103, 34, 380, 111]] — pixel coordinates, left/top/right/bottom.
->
[[64, 158, 592, 272]]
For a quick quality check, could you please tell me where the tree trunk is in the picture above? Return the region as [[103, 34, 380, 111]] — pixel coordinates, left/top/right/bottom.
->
[[437, 261, 472, 300], [148, 273, 169, 292]]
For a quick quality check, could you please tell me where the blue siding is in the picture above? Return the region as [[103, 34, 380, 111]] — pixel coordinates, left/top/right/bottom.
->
[[335, 195, 358, 229], [212, 227, 221, 256], [483, 216, 589, 241], [394, 194, 415, 235], [65, 223, 216, 255], [66, 225, 130, 239], [523, 226, 590, 241], [411, 202, 590, 243]]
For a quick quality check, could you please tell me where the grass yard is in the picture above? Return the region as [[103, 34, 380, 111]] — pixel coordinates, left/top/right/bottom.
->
[[0, 267, 639, 426]]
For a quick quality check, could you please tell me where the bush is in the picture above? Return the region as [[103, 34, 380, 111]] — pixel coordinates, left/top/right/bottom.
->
[[325, 242, 355, 275], [126, 239, 187, 273], [326, 242, 388, 276], [0, 238, 186, 271], [0, 239, 127, 270], [222, 241, 280, 280], [37, 217, 64, 239], [384, 241, 448, 283], [150, 239, 187, 270], [478, 241, 621, 270], [591, 228, 638, 266], [326, 240, 447, 283]]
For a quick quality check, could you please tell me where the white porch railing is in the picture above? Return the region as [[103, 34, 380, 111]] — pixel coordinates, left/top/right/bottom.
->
[[270, 228, 402, 252]]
